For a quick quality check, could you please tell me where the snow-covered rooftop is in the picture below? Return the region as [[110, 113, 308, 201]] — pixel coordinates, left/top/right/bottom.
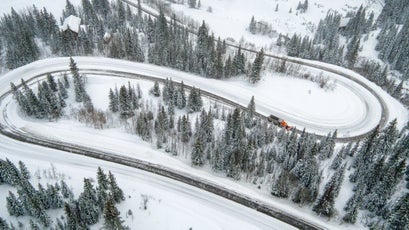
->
[[339, 17, 350, 28], [61, 15, 81, 33]]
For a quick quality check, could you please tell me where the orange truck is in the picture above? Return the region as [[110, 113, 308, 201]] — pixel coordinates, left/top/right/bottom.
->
[[267, 114, 294, 131]]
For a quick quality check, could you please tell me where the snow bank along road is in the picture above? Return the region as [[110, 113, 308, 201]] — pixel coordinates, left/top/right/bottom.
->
[[0, 56, 392, 229], [0, 57, 388, 141]]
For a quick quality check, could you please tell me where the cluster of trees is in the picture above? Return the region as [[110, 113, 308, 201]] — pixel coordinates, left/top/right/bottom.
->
[[64, 167, 126, 230], [103, 73, 409, 227], [11, 74, 68, 120], [108, 82, 141, 119], [108, 79, 203, 149], [1, 0, 265, 83], [285, 7, 374, 67], [10, 57, 93, 121], [248, 16, 277, 38], [285, 2, 409, 102], [375, 0, 409, 80], [1, 8, 40, 69], [0, 159, 127, 230], [188, 0, 201, 9], [296, 0, 309, 13]]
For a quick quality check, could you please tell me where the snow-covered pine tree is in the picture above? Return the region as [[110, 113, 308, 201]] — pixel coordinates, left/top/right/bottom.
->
[[108, 171, 125, 203], [103, 196, 127, 230], [187, 86, 203, 113], [119, 85, 132, 118], [383, 192, 409, 230], [69, 57, 86, 102], [18, 161, 30, 180], [191, 137, 204, 166], [46, 73, 58, 92], [312, 165, 345, 217], [78, 178, 99, 226], [150, 81, 161, 97], [108, 88, 119, 113], [6, 191, 25, 216], [271, 170, 290, 198], [250, 49, 264, 83], [249, 16, 257, 34], [46, 183, 63, 209]]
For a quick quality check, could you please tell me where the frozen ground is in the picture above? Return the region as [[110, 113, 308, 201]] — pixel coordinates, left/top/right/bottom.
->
[[0, 135, 294, 230]]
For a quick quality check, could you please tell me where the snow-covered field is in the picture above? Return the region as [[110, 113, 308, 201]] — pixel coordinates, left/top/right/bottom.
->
[[169, 0, 383, 47]]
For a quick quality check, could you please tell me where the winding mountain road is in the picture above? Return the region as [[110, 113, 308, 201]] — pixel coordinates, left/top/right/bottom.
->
[[0, 56, 396, 229]]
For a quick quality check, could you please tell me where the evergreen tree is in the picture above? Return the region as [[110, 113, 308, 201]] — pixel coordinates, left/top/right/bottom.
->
[[150, 81, 161, 97], [6, 191, 25, 216], [63, 73, 70, 88], [191, 137, 204, 166], [18, 160, 30, 180], [384, 193, 409, 230], [313, 165, 345, 217], [46, 183, 63, 209], [342, 189, 363, 224], [249, 16, 257, 34], [0, 217, 10, 230], [250, 49, 264, 83], [233, 45, 246, 75], [187, 87, 203, 113], [109, 88, 119, 113], [108, 171, 125, 203], [346, 36, 360, 68], [69, 57, 85, 102], [103, 196, 127, 230], [180, 115, 192, 143], [46, 73, 58, 92], [97, 166, 109, 191], [58, 79, 68, 99], [118, 85, 132, 118], [78, 178, 99, 226], [271, 170, 290, 198], [60, 180, 73, 199]]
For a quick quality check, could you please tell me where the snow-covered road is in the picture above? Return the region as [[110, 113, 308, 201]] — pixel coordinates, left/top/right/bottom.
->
[[1, 56, 406, 138], [1, 56, 405, 229], [0, 135, 295, 230]]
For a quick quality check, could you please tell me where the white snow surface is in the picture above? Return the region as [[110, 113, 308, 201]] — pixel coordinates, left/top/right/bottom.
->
[[1, 56, 403, 137], [169, 0, 383, 47], [0, 0, 82, 19], [61, 15, 81, 33], [0, 56, 406, 229], [0, 135, 294, 230]]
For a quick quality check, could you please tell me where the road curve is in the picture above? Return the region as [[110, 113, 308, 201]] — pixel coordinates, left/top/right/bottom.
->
[[0, 57, 384, 141], [0, 71, 325, 230], [121, 0, 388, 140], [0, 55, 390, 229]]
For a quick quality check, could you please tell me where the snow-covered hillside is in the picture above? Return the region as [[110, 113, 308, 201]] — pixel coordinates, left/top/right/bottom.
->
[[1, 0, 408, 229], [169, 0, 383, 46]]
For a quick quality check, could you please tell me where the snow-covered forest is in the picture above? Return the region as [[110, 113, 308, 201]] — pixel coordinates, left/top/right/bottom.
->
[[0, 0, 409, 229]]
